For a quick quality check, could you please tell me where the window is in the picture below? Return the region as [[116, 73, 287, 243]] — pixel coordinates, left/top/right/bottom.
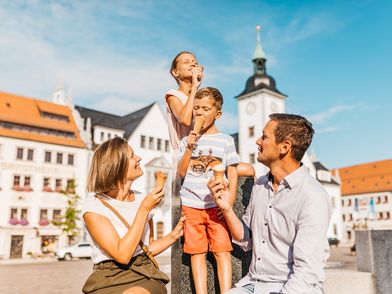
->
[[21, 208, 28, 219], [108, 133, 111, 139], [27, 149, 34, 161], [55, 179, 62, 192], [100, 132, 104, 142], [248, 126, 254, 137], [56, 153, 63, 164], [156, 222, 164, 239], [24, 176, 31, 187], [13, 175, 21, 187], [157, 138, 162, 151], [378, 212, 383, 220], [66, 179, 75, 193], [165, 140, 170, 152], [53, 209, 62, 221], [68, 154, 74, 165], [386, 212, 391, 220], [377, 196, 381, 204], [342, 214, 346, 222], [384, 196, 389, 204], [149, 137, 154, 150], [141, 135, 146, 148], [347, 199, 352, 206], [341, 199, 344, 207], [249, 153, 255, 164], [10, 208, 18, 219], [40, 209, 48, 219], [45, 151, 51, 163], [16, 147, 23, 160], [349, 214, 353, 221]]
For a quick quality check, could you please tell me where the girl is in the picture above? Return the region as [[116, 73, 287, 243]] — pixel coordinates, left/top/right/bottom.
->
[[82, 137, 185, 294]]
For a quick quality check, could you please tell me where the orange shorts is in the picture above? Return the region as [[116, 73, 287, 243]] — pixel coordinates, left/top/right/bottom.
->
[[181, 206, 233, 254]]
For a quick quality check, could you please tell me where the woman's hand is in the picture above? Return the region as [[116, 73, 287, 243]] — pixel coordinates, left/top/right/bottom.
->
[[140, 187, 165, 212], [172, 215, 186, 239]]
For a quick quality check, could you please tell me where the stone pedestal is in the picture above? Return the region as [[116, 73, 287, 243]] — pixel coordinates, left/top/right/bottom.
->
[[356, 230, 392, 294], [171, 177, 254, 293]]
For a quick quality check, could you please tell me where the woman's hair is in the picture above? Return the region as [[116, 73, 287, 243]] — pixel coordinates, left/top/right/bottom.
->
[[87, 137, 130, 193], [170, 51, 196, 81]]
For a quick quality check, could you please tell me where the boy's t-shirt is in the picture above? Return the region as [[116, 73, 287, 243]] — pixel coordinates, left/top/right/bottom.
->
[[177, 133, 239, 209]]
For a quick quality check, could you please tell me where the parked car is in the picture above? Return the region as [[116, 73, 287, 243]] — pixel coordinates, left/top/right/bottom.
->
[[56, 242, 92, 261], [328, 237, 340, 247]]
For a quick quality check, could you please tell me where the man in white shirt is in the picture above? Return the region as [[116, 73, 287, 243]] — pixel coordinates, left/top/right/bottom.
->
[[208, 113, 332, 294]]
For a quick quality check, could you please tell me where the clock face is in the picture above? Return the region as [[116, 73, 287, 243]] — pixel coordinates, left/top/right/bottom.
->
[[246, 102, 256, 115], [270, 102, 278, 113]]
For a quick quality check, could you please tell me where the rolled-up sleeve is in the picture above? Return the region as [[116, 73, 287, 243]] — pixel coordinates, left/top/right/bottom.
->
[[281, 192, 332, 294]]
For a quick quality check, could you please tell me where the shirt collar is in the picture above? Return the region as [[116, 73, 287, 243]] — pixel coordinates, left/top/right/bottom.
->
[[266, 163, 306, 190]]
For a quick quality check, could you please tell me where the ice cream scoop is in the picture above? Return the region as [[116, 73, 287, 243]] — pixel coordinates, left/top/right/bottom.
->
[[213, 163, 225, 185], [154, 171, 168, 188]]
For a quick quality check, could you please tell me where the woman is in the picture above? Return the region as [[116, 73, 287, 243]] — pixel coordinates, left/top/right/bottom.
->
[[82, 137, 185, 294]]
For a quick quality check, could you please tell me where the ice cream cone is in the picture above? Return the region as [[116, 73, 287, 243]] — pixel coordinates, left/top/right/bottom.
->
[[193, 116, 205, 134], [155, 171, 167, 188], [213, 163, 225, 185]]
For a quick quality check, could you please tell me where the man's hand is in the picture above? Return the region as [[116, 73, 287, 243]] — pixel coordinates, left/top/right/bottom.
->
[[208, 177, 231, 214]]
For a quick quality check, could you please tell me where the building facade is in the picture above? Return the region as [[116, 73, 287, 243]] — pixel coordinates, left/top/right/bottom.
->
[[333, 160, 392, 244], [0, 92, 89, 259]]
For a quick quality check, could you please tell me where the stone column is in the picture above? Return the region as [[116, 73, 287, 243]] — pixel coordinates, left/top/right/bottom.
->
[[356, 229, 392, 294], [171, 177, 254, 293]]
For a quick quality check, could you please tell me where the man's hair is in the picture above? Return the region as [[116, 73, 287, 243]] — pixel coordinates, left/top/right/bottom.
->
[[87, 137, 130, 193], [194, 87, 223, 110], [170, 51, 195, 82], [269, 113, 314, 162]]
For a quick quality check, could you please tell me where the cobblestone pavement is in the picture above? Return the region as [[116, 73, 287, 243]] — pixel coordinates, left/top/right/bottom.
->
[[0, 247, 354, 293], [0, 255, 171, 294]]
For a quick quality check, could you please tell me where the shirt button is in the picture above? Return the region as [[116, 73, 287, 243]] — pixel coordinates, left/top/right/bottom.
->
[[264, 223, 268, 226], [269, 205, 272, 208], [257, 258, 261, 260], [262, 241, 266, 244]]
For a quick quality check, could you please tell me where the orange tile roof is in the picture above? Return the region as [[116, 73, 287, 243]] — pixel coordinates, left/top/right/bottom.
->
[[0, 91, 86, 148], [333, 159, 392, 196]]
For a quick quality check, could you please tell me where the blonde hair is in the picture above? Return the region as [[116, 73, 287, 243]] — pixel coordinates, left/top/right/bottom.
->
[[87, 137, 130, 193], [195, 87, 223, 110]]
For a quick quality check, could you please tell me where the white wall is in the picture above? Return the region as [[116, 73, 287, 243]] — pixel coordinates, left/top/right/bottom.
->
[[0, 136, 89, 259]]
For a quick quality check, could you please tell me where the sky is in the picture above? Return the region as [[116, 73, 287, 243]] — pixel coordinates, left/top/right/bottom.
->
[[0, 0, 391, 169]]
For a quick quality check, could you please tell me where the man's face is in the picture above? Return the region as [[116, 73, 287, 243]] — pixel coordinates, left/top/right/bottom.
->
[[192, 96, 221, 130], [256, 120, 281, 167]]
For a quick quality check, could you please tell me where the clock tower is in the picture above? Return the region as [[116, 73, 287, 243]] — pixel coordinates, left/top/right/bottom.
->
[[237, 25, 287, 176]]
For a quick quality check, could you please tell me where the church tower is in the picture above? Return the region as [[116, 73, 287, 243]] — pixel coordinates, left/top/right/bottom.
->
[[237, 25, 287, 176], [52, 79, 72, 106]]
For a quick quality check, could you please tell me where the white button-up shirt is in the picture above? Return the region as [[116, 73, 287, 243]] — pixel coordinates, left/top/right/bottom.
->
[[235, 165, 332, 294]]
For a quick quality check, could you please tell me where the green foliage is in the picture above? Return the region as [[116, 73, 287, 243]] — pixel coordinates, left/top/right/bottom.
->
[[51, 179, 81, 245]]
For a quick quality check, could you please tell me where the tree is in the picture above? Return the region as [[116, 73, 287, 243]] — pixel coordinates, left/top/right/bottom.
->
[[52, 179, 81, 245]]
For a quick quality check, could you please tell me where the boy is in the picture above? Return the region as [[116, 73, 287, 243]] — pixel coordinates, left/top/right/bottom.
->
[[177, 87, 239, 294]]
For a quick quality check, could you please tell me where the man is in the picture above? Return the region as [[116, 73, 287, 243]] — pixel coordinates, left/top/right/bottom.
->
[[208, 113, 332, 294]]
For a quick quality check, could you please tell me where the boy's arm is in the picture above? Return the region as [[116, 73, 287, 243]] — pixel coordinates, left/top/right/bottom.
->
[[227, 165, 238, 206], [177, 131, 199, 178]]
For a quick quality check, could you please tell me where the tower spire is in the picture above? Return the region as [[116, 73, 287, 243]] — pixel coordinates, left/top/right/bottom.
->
[[253, 25, 266, 60]]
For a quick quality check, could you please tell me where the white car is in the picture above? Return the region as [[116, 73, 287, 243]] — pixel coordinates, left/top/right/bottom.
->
[[56, 242, 92, 261]]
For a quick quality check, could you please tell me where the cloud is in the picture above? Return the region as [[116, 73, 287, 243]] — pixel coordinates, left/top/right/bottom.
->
[[308, 103, 377, 124]]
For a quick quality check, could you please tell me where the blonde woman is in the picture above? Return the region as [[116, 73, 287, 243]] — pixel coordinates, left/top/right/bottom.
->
[[82, 137, 185, 294]]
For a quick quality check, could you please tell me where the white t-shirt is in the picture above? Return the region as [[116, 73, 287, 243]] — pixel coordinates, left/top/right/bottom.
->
[[82, 192, 153, 264]]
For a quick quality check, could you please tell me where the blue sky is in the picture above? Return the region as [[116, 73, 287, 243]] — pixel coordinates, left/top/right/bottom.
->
[[0, 0, 391, 169]]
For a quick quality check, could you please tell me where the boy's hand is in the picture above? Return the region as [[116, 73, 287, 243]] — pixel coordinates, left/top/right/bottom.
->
[[186, 130, 199, 150], [207, 177, 231, 214]]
